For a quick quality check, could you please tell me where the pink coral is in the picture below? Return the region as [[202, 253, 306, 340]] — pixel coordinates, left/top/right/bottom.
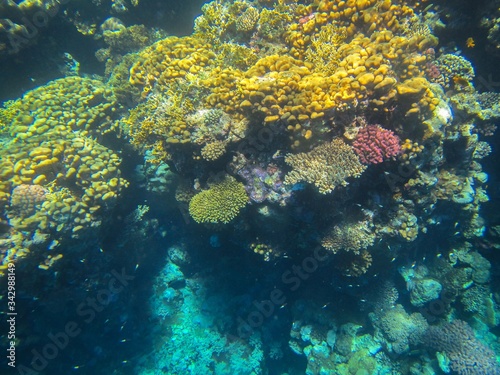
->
[[352, 125, 401, 164]]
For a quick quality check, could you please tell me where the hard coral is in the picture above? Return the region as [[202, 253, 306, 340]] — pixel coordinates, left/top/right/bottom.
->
[[372, 304, 428, 355], [352, 125, 401, 164], [284, 138, 366, 194], [425, 320, 500, 375], [321, 220, 375, 254], [9, 184, 47, 217], [188, 176, 248, 224]]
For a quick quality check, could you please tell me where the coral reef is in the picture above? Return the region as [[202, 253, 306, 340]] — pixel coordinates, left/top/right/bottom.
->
[[284, 138, 366, 194], [188, 175, 248, 224], [352, 125, 402, 164], [371, 304, 428, 354], [0, 76, 127, 272], [425, 320, 500, 375], [1, 0, 500, 373], [321, 220, 375, 254]]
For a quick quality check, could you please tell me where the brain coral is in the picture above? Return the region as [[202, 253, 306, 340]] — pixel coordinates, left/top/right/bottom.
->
[[189, 176, 248, 224]]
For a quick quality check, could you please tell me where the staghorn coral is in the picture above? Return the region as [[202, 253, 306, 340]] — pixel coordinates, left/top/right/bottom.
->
[[425, 320, 500, 375], [284, 138, 366, 194], [236, 6, 260, 32], [188, 175, 248, 224]]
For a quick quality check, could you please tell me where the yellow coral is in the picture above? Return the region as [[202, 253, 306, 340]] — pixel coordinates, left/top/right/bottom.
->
[[0, 76, 128, 271], [201, 140, 228, 161], [321, 221, 375, 254], [189, 176, 248, 224]]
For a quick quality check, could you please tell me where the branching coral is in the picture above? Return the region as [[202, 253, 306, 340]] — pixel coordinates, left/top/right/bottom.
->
[[284, 138, 366, 194], [352, 125, 401, 164], [321, 220, 375, 254], [188, 175, 248, 224]]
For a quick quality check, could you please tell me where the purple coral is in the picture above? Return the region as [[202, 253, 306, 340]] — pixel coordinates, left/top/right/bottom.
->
[[231, 154, 292, 205], [425, 320, 500, 375]]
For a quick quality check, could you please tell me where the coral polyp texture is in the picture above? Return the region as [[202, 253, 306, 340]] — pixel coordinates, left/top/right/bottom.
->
[[0, 76, 128, 272], [352, 125, 401, 164], [284, 138, 366, 194], [425, 320, 500, 375], [188, 176, 248, 224]]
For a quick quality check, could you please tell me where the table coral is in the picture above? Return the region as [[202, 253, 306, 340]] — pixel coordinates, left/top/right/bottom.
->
[[284, 138, 366, 194]]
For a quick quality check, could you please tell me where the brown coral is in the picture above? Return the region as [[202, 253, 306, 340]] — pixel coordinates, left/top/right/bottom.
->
[[284, 138, 366, 194], [321, 220, 375, 254]]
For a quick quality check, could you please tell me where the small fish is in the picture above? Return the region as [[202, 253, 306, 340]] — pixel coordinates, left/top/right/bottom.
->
[[453, 231, 460, 236], [280, 303, 287, 309], [465, 37, 475, 48], [322, 303, 330, 308], [135, 263, 140, 271], [120, 338, 129, 343], [391, 257, 396, 262]]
